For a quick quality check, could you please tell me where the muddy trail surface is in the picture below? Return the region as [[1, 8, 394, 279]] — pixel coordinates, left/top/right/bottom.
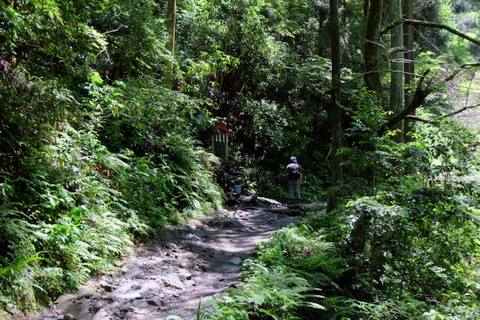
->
[[26, 205, 301, 320]]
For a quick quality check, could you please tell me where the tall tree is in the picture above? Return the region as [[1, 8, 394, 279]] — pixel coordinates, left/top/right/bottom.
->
[[363, 0, 384, 93], [402, 0, 415, 141], [327, 0, 343, 212]]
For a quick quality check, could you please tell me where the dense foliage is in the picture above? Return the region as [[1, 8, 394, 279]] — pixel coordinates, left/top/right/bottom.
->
[[1, 0, 480, 318], [189, 108, 480, 320], [0, 0, 223, 313]]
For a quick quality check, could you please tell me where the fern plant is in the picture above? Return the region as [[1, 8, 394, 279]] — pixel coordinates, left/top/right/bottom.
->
[[0, 124, 136, 310], [242, 263, 325, 320], [0, 203, 45, 309]]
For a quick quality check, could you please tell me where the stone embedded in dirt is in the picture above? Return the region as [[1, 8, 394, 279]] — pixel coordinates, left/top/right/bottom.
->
[[161, 275, 186, 290], [139, 279, 163, 293], [105, 282, 146, 304], [91, 309, 109, 320], [228, 257, 243, 265], [177, 268, 193, 280], [207, 216, 244, 229], [114, 281, 141, 295], [123, 268, 147, 279], [184, 233, 203, 241], [146, 298, 162, 306], [89, 301, 102, 313], [119, 303, 135, 313], [62, 303, 88, 319], [99, 281, 116, 293], [54, 294, 76, 312], [76, 286, 96, 300]]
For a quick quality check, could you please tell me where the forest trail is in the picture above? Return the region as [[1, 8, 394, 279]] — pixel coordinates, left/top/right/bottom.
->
[[26, 206, 300, 320]]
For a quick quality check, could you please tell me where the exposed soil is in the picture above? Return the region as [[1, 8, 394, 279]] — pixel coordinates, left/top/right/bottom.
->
[[25, 205, 301, 320]]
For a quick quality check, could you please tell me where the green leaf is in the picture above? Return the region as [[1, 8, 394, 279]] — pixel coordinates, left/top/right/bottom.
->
[[248, 293, 265, 305]]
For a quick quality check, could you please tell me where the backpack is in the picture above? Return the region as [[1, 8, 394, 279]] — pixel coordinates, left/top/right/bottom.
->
[[287, 163, 301, 180]]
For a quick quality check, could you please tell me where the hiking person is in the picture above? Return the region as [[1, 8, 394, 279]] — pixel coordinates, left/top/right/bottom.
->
[[286, 156, 302, 204]]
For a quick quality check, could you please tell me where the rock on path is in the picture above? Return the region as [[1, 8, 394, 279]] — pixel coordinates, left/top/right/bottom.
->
[[27, 208, 300, 320]]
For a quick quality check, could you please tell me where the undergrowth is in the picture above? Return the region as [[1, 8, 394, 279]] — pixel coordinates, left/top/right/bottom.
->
[[0, 77, 224, 313]]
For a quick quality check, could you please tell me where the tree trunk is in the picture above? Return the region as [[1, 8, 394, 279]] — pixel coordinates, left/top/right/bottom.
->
[[327, 0, 343, 212], [363, 0, 384, 92], [389, 0, 404, 141], [402, 0, 415, 141], [165, 0, 177, 88]]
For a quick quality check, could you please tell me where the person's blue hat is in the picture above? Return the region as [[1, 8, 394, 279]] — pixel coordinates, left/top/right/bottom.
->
[[290, 156, 297, 163]]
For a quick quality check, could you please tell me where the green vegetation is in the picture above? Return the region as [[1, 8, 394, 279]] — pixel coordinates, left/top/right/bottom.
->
[[192, 104, 480, 320], [1, 0, 480, 318], [0, 0, 223, 312]]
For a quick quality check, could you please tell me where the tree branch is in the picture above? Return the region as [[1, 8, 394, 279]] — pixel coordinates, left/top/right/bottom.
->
[[381, 19, 480, 47], [335, 100, 356, 114], [402, 103, 480, 125], [379, 65, 479, 131], [444, 62, 480, 82], [102, 26, 124, 35], [380, 69, 431, 133], [405, 115, 433, 124], [438, 102, 480, 120]]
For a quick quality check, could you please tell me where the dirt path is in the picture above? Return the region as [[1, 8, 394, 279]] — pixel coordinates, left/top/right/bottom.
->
[[27, 207, 300, 320]]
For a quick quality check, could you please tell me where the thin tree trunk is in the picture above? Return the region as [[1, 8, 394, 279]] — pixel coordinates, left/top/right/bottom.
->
[[165, 0, 177, 88], [389, 0, 404, 141], [402, 0, 415, 141]]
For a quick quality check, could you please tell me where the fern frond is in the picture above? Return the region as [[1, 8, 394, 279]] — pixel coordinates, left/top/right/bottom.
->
[[0, 202, 37, 242]]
